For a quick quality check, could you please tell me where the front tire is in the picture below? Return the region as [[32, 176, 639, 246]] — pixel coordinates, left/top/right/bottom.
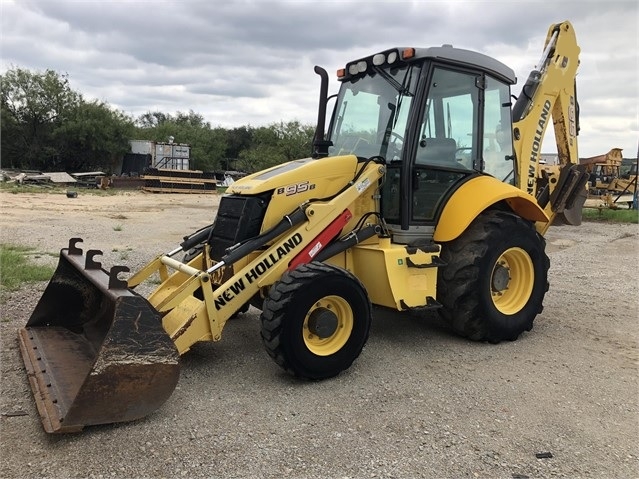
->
[[260, 262, 372, 379], [437, 210, 549, 342]]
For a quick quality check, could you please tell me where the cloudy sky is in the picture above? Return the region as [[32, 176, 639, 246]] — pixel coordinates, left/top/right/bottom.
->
[[1, 0, 637, 158]]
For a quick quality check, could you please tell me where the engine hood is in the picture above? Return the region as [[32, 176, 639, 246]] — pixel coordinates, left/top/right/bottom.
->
[[226, 155, 359, 196]]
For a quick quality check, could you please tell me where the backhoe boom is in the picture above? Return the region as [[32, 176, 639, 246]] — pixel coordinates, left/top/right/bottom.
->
[[512, 21, 588, 232]]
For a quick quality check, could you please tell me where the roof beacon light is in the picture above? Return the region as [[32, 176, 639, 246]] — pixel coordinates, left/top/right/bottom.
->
[[402, 48, 415, 60]]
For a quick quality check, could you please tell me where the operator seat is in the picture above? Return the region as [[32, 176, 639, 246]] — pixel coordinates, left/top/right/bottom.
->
[[412, 137, 463, 221]]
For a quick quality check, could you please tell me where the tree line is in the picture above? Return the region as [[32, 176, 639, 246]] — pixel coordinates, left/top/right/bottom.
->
[[1, 67, 315, 174]]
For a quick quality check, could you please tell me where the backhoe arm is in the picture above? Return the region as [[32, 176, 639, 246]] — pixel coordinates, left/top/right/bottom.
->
[[512, 21, 589, 233]]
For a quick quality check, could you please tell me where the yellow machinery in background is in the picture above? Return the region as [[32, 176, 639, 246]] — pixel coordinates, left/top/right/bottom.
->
[[580, 148, 637, 208]]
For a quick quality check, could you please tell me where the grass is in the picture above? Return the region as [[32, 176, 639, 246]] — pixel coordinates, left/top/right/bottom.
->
[[0, 244, 55, 299], [112, 224, 123, 231], [117, 247, 133, 261], [582, 207, 638, 224]]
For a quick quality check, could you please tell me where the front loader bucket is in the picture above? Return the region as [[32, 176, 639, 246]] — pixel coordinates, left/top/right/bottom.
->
[[17, 238, 180, 433]]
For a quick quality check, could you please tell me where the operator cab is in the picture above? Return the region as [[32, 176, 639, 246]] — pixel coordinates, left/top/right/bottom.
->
[[325, 46, 517, 242]]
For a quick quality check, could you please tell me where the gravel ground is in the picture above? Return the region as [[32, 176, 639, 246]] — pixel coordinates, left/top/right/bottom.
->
[[1, 190, 637, 479]]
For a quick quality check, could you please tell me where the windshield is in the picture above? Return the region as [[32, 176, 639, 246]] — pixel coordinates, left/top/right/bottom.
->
[[328, 64, 419, 161]]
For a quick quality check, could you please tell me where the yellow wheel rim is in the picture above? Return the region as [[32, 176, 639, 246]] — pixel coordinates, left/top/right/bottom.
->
[[303, 295, 354, 356], [490, 247, 534, 315]]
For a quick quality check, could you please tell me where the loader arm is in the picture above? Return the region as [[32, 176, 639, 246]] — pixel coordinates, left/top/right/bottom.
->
[[512, 20, 589, 234], [130, 160, 386, 355]]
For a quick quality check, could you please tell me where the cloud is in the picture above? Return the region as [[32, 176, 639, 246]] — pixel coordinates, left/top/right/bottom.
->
[[1, 0, 637, 157]]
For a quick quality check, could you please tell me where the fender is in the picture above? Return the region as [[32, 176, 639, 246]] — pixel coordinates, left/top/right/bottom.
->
[[433, 175, 549, 243]]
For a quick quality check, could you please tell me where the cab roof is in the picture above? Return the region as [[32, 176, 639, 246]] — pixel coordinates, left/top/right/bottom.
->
[[340, 45, 516, 85]]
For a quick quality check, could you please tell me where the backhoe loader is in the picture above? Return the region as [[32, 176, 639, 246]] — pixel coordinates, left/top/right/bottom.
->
[[580, 148, 637, 208], [19, 21, 589, 433]]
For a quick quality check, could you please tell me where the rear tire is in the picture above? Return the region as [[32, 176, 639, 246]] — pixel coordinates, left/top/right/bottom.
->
[[260, 262, 371, 379], [437, 210, 549, 342]]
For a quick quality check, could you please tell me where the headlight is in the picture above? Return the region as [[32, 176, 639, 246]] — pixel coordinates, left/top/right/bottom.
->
[[373, 54, 385, 66]]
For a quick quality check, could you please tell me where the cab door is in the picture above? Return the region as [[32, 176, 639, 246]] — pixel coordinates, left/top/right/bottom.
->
[[381, 64, 514, 241], [409, 67, 479, 225]]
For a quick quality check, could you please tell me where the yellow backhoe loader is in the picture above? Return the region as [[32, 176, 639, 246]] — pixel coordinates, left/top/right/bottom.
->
[[19, 21, 588, 433], [580, 148, 637, 208]]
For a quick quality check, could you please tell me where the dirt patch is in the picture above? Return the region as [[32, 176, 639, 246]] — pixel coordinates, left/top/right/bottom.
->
[[1, 190, 637, 478]]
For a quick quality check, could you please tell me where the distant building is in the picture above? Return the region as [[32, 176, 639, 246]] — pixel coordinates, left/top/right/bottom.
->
[[120, 140, 191, 175], [539, 153, 558, 165]]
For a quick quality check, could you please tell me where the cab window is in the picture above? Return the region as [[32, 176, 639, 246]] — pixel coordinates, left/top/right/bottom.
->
[[415, 68, 478, 170], [483, 76, 514, 182]]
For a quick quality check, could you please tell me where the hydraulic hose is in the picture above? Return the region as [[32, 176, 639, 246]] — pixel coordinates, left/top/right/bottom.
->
[[179, 224, 214, 252], [512, 28, 559, 122], [314, 224, 380, 263]]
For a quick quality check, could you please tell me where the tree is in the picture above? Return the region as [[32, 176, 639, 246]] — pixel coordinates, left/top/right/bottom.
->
[[54, 101, 135, 171], [1, 66, 313, 174], [136, 111, 170, 129], [174, 110, 207, 128], [238, 121, 314, 172], [273, 120, 315, 162], [225, 126, 253, 157], [1, 67, 134, 172], [1, 67, 80, 169]]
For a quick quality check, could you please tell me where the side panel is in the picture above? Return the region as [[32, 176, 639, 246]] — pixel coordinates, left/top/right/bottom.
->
[[350, 239, 439, 310], [433, 175, 548, 243]]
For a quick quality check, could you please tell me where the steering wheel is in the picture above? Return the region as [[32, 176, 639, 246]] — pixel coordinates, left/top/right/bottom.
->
[[384, 131, 404, 161], [455, 147, 473, 169], [389, 131, 404, 147]]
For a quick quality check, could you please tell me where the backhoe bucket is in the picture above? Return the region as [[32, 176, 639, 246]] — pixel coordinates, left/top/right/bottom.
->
[[17, 238, 180, 433]]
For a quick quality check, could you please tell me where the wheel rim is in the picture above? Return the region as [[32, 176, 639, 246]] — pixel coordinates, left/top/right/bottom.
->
[[303, 295, 354, 356], [490, 247, 534, 315]]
